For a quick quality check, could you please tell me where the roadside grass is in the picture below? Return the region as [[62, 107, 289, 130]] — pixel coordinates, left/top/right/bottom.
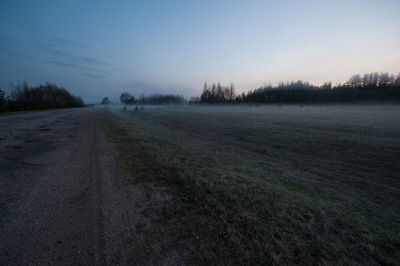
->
[[0, 106, 87, 116], [0, 110, 44, 116], [101, 106, 400, 265]]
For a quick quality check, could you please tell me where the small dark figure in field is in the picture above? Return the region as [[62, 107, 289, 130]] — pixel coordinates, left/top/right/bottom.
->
[[134, 106, 144, 112]]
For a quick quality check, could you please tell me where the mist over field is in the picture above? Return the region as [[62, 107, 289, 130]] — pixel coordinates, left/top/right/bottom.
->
[[1, 0, 400, 265], [98, 104, 400, 264]]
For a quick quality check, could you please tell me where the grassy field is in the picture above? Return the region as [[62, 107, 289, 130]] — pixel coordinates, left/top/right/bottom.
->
[[102, 105, 400, 265]]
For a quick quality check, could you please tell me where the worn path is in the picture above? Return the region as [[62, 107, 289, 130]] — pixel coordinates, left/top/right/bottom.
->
[[0, 108, 141, 265]]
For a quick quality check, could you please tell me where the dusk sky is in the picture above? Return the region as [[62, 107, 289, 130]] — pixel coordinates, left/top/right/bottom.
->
[[1, 0, 399, 102]]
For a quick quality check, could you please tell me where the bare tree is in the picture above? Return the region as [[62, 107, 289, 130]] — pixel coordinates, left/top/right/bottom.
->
[[0, 88, 6, 111], [101, 97, 111, 104], [120, 92, 133, 106]]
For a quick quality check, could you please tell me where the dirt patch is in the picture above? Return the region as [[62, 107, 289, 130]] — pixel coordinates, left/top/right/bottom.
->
[[0, 108, 172, 265]]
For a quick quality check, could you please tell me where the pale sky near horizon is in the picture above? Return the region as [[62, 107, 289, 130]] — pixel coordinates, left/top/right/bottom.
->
[[1, 0, 399, 102]]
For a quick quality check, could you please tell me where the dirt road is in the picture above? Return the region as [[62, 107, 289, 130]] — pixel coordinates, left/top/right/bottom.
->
[[0, 108, 141, 265]]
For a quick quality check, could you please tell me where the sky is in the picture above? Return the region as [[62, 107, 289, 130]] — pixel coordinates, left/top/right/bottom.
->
[[1, 0, 399, 102]]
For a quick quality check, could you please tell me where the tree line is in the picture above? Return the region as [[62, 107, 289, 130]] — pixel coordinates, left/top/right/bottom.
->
[[0, 82, 84, 112], [198, 83, 236, 103], [118, 92, 185, 105], [193, 72, 400, 104]]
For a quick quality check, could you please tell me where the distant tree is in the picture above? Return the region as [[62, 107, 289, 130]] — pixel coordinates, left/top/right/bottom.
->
[[211, 83, 216, 102], [216, 83, 223, 102], [127, 95, 136, 104], [362, 73, 370, 85], [395, 73, 400, 86], [119, 92, 131, 105], [229, 82, 236, 102], [322, 82, 332, 90], [120, 92, 136, 105], [379, 72, 390, 85], [349, 74, 362, 86], [372, 72, 380, 85], [189, 96, 200, 103], [101, 97, 111, 104], [138, 94, 145, 104], [0, 88, 6, 111]]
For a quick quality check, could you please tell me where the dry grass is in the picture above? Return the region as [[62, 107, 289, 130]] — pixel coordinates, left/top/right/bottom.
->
[[101, 105, 400, 265]]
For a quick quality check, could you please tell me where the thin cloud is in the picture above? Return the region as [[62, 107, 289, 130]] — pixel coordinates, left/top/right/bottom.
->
[[25, 55, 112, 77], [29, 41, 113, 67], [2, 34, 127, 72], [52, 37, 92, 49], [73, 55, 112, 66], [82, 73, 108, 79]]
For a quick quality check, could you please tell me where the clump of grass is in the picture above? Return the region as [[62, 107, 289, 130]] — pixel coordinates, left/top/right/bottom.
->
[[101, 110, 400, 265]]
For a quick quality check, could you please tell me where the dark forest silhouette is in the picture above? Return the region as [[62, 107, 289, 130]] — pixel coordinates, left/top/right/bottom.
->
[[194, 72, 400, 104], [0, 82, 84, 112], [120, 92, 185, 105]]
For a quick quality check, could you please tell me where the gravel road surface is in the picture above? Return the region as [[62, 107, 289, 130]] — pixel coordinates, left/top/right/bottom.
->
[[0, 108, 143, 265]]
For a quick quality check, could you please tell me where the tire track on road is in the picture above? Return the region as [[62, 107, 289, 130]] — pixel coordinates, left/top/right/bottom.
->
[[92, 116, 106, 265]]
